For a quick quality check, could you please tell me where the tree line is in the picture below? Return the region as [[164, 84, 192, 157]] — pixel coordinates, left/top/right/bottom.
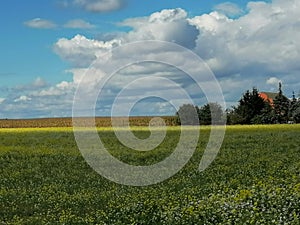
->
[[176, 83, 300, 125]]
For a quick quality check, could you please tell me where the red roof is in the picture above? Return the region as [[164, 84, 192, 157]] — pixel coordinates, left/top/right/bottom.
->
[[259, 92, 278, 106]]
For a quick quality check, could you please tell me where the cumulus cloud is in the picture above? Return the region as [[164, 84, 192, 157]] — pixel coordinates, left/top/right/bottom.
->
[[1, 78, 75, 118], [266, 77, 282, 86], [6, 0, 299, 118], [53, 34, 121, 67], [72, 0, 126, 12], [51, 1, 300, 115], [121, 8, 199, 49], [214, 2, 244, 17], [149, 8, 187, 23], [64, 19, 95, 29], [54, 8, 198, 67], [190, 0, 300, 81], [24, 18, 57, 29]]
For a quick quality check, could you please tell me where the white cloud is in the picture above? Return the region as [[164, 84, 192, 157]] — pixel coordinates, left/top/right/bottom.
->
[[24, 18, 57, 29], [51, 1, 300, 115], [121, 8, 199, 49], [0, 98, 5, 104], [32, 80, 75, 97], [214, 2, 244, 17], [53, 34, 121, 67], [33, 77, 47, 87], [1, 77, 75, 118], [188, 11, 232, 34], [54, 8, 198, 67], [56, 81, 71, 90], [13, 77, 48, 92], [68, 67, 105, 85], [64, 19, 95, 29], [73, 0, 126, 12], [4, 0, 299, 118], [14, 96, 32, 102], [266, 77, 282, 86], [36, 87, 63, 97], [190, 0, 300, 80], [149, 8, 187, 23]]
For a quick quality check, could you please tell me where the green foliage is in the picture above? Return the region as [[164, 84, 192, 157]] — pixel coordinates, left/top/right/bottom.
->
[[176, 104, 199, 125], [273, 83, 290, 124], [198, 103, 224, 125], [176, 103, 224, 125], [291, 102, 300, 123], [198, 103, 211, 125], [0, 125, 300, 224], [289, 92, 300, 123], [251, 103, 277, 124], [227, 83, 300, 125], [230, 88, 267, 124]]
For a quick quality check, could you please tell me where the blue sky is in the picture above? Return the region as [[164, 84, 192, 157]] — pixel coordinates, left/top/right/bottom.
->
[[0, 0, 299, 118]]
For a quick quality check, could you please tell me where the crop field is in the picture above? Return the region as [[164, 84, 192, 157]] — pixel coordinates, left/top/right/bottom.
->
[[0, 124, 300, 224], [0, 116, 177, 128]]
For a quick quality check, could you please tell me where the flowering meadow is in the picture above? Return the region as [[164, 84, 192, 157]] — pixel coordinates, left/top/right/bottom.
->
[[0, 125, 299, 224]]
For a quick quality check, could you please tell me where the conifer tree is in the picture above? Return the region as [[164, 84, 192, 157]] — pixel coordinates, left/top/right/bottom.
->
[[273, 82, 290, 123]]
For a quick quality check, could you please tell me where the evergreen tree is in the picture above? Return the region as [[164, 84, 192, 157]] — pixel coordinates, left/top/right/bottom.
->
[[293, 102, 300, 123], [233, 88, 267, 124], [251, 102, 276, 124], [290, 91, 300, 123], [273, 82, 290, 123]]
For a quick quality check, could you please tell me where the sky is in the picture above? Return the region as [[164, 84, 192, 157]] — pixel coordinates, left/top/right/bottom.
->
[[0, 0, 299, 118]]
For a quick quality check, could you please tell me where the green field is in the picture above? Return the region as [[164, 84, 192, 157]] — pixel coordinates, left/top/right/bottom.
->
[[0, 125, 300, 224]]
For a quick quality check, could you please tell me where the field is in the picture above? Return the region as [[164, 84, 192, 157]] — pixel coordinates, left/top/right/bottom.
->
[[0, 117, 177, 128], [0, 124, 300, 224]]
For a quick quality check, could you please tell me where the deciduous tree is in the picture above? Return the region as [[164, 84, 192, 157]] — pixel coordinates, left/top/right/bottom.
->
[[176, 104, 199, 125]]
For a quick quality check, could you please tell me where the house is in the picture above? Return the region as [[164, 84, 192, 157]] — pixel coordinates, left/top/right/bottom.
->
[[259, 92, 278, 106]]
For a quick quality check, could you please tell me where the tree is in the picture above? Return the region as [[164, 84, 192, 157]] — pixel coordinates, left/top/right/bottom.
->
[[231, 88, 267, 124], [176, 104, 199, 125], [292, 103, 300, 123], [198, 102, 224, 125], [198, 104, 211, 125], [251, 102, 276, 124], [226, 108, 243, 125], [273, 82, 290, 123], [289, 92, 300, 123]]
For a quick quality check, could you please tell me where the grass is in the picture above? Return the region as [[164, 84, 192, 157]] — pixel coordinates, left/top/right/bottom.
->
[[0, 124, 299, 224]]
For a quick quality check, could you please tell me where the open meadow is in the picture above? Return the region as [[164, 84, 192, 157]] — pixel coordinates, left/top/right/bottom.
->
[[0, 124, 300, 224]]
